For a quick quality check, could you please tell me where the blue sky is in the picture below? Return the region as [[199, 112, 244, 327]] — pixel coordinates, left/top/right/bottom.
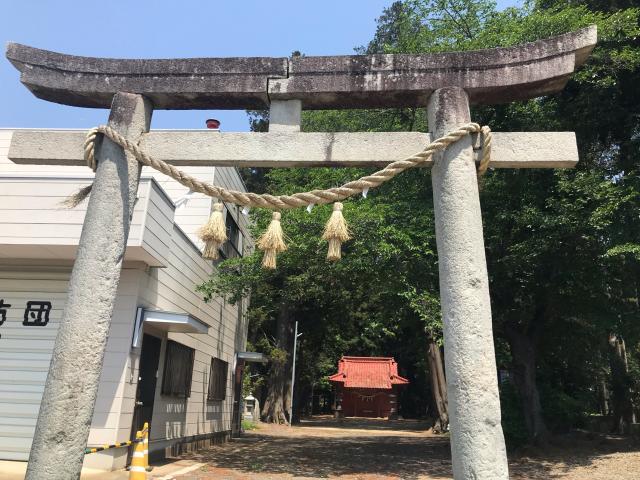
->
[[0, 1, 518, 131]]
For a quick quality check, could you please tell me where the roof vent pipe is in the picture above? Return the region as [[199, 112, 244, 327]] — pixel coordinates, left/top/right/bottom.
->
[[206, 118, 220, 130]]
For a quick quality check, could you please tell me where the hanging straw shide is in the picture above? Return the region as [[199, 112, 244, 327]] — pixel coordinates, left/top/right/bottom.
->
[[198, 202, 227, 260], [323, 202, 351, 261], [257, 211, 287, 269]]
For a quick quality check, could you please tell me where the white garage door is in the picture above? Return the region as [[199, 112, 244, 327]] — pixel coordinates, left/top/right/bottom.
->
[[0, 268, 70, 461]]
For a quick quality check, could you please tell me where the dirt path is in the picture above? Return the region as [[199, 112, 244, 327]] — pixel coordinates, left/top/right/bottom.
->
[[171, 417, 640, 479]]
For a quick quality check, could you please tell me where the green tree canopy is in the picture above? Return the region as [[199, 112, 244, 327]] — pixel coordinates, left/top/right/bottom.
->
[[201, 0, 640, 442]]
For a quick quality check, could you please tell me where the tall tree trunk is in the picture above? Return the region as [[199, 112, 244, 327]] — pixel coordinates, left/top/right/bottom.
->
[[261, 303, 292, 424], [598, 372, 609, 416], [609, 333, 635, 433], [427, 336, 449, 432], [284, 372, 293, 421], [506, 325, 549, 443]]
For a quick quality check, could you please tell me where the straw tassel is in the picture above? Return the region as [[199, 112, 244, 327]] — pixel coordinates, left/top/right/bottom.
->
[[257, 211, 287, 269], [323, 202, 351, 261], [198, 202, 227, 260], [60, 184, 93, 208]]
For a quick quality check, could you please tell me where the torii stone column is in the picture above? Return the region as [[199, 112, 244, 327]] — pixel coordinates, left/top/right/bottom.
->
[[6, 26, 596, 480], [25, 93, 153, 480], [428, 87, 507, 477]]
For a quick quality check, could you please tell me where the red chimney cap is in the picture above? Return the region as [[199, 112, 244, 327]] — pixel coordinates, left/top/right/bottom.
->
[[206, 118, 221, 129]]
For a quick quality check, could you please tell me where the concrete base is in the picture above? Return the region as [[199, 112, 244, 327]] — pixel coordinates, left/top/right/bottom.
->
[[0, 459, 205, 480], [81, 448, 128, 472], [0, 431, 231, 479], [0, 461, 125, 480], [151, 430, 231, 463]]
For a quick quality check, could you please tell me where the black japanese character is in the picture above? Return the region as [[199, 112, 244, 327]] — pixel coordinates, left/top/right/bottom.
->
[[23, 301, 51, 326], [0, 299, 11, 326]]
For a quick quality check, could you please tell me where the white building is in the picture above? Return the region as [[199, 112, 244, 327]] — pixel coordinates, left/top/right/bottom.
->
[[0, 128, 252, 471]]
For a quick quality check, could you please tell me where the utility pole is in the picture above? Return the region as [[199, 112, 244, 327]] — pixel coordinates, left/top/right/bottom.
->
[[289, 321, 302, 426]]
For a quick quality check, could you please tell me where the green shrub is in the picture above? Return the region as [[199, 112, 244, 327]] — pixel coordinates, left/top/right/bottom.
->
[[540, 387, 588, 432]]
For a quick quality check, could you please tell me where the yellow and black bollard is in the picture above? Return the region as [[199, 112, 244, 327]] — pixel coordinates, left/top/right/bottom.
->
[[84, 440, 133, 455], [143, 422, 152, 472], [128, 431, 146, 480]]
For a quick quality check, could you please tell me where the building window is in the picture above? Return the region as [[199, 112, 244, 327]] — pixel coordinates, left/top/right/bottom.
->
[[220, 210, 242, 259], [208, 357, 228, 401], [161, 340, 195, 398]]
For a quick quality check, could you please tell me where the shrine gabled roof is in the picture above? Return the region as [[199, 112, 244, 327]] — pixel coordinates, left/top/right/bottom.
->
[[328, 356, 409, 390]]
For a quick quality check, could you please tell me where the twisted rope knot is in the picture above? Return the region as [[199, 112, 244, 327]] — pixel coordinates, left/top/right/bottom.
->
[[82, 122, 491, 210], [83, 127, 100, 171]]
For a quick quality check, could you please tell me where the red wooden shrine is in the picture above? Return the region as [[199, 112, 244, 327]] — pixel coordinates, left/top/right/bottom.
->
[[329, 356, 409, 419]]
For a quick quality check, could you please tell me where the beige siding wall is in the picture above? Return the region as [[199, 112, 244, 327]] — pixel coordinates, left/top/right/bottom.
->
[[0, 255, 243, 466], [144, 166, 214, 248], [0, 266, 141, 462], [135, 224, 239, 442], [0, 130, 252, 253], [0, 176, 139, 245], [85, 223, 247, 469], [0, 268, 70, 461], [0, 177, 174, 267], [0, 129, 252, 467], [142, 164, 253, 254]]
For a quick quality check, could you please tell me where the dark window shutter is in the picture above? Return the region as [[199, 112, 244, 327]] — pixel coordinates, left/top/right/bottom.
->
[[208, 357, 228, 401], [161, 340, 195, 398]]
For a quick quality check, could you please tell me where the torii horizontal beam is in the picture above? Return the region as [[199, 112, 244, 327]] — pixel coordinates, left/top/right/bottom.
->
[[9, 130, 578, 168], [6, 26, 596, 110]]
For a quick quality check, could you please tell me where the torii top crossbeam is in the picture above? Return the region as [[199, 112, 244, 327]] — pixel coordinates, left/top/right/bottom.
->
[[7, 26, 596, 110]]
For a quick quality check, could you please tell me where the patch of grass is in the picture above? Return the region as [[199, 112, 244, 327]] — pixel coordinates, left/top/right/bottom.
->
[[242, 419, 259, 431], [248, 461, 264, 471]]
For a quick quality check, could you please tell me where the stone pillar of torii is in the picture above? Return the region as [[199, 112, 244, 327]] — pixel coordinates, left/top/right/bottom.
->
[[6, 26, 596, 480]]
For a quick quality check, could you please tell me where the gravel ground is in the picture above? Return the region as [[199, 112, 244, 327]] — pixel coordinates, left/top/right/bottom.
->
[[171, 417, 640, 479]]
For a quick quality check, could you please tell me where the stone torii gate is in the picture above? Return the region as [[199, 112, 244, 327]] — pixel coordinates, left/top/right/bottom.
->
[[6, 26, 596, 480]]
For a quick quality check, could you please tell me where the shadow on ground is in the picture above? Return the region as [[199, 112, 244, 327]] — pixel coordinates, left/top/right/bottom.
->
[[509, 432, 640, 479], [299, 416, 433, 432], [178, 418, 640, 479], [187, 433, 454, 479]]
